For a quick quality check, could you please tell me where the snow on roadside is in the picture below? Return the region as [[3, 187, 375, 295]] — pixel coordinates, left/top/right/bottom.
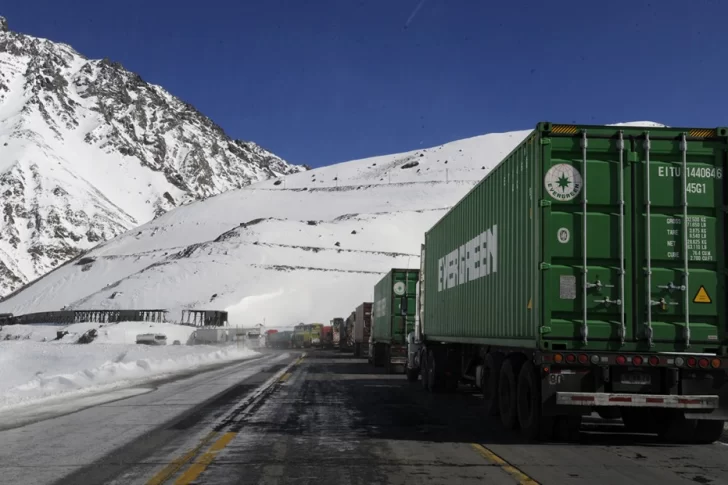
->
[[0, 322, 258, 410]]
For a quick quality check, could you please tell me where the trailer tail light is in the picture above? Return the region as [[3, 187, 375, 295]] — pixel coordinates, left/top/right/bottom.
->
[[699, 358, 709, 369], [712, 359, 721, 369], [566, 354, 576, 363], [687, 357, 697, 367], [632, 356, 643, 366], [578, 354, 588, 364], [554, 354, 563, 363], [649, 356, 659, 366], [616, 355, 627, 365]]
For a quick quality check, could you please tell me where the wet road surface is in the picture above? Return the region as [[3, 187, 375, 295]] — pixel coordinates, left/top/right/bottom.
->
[[2, 349, 728, 485]]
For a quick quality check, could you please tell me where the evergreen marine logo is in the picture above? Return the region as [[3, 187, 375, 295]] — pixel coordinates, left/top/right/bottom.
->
[[544, 163, 582, 201]]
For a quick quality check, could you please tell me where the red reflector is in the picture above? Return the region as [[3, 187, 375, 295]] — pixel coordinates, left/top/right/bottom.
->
[[649, 356, 659, 366], [678, 398, 701, 405], [566, 354, 576, 363], [542, 354, 553, 362], [609, 396, 632, 402], [646, 397, 664, 403], [571, 395, 595, 402], [632, 356, 643, 366], [699, 358, 709, 369], [687, 357, 697, 367], [578, 354, 588, 364], [616, 355, 627, 365]]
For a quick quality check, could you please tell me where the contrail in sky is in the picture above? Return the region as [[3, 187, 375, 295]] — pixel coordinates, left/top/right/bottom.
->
[[404, 0, 428, 29]]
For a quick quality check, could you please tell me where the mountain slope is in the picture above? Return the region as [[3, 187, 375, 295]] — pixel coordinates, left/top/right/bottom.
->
[[0, 125, 608, 325], [0, 17, 304, 296]]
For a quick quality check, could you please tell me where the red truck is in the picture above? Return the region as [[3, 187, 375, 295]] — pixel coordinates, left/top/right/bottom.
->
[[321, 325, 333, 349]]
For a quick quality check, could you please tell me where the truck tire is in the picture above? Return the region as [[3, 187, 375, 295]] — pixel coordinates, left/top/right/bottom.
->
[[692, 420, 724, 444], [427, 348, 444, 392], [384, 345, 392, 374], [420, 349, 430, 390], [517, 361, 554, 441], [498, 358, 521, 430], [482, 353, 504, 416]]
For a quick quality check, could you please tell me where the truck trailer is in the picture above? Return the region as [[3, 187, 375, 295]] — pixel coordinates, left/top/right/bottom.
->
[[406, 122, 728, 443], [372, 269, 418, 372], [353, 302, 373, 357]]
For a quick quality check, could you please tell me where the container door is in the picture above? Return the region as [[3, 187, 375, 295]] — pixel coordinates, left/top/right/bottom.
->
[[392, 270, 418, 344], [541, 130, 634, 349], [633, 131, 726, 351]]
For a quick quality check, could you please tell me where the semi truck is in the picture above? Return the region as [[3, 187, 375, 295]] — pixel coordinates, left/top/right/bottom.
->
[[371, 269, 418, 372], [310, 323, 324, 348], [331, 318, 343, 348], [353, 302, 373, 357], [406, 122, 728, 443], [268, 330, 292, 349], [322, 325, 333, 348], [341, 312, 355, 352], [291, 323, 307, 349]]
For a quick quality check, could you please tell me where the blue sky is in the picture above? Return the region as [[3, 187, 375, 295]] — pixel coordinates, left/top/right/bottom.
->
[[3, 0, 727, 167]]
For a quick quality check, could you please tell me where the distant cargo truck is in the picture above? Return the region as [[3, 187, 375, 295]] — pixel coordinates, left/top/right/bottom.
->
[[268, 330, 292, 349], [310, 323, 324, 348], [406, 122, 728, 443], [341, 312, 355, 352], [353, 302, 372, 357], [322, 325, 333, 348], [331, 317, 343, 348], [370, 269, 418, 372]]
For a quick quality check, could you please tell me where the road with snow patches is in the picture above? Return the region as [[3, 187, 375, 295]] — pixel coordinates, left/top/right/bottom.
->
[[0, 349, 727, 485]]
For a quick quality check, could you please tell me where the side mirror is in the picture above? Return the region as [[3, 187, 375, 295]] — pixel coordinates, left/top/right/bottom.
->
[[400, 296, 408, 316]]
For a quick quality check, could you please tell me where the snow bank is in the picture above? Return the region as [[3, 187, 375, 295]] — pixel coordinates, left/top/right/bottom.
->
[[0, 322, 258, 409]]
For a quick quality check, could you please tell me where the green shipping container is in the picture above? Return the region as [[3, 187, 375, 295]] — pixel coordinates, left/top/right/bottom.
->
[[372, 268, 419, 344], [422, 122, 727, 354]]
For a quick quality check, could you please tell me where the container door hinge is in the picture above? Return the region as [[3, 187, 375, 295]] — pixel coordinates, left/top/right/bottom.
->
[[539, 326, 552, 335], [539, 200, 552, 207], [539, 262, 551, 270]]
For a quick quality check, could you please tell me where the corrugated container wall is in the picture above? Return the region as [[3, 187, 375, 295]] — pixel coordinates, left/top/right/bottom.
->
[[423, 122, 728, 354]]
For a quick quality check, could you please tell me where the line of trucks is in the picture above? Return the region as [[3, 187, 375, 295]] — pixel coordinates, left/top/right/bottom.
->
[[355, 122, 728, 444], [263, 308, 372, 353]]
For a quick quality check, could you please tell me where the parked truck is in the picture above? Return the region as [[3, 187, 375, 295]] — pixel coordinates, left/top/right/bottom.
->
[[406, 121, 728, 443], [341, 312, 355, 352], [322, 325, 333, 348], [310, 323, 324, 348], [331, 317, 343, 348], [353, 302, 373, 357], [292, 323, 307, 349], [371, 269, 418, 372], [268, 330, 292, 349]]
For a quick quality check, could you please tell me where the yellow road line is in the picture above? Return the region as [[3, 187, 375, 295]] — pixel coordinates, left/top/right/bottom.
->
[[145, 431, 219, 485], [471, 443, 539, 485], [279, 372, 292, 382], [174, 432, 237, 485]]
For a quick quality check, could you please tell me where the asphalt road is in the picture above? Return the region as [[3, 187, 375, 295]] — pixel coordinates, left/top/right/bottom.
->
[[1, 349, 728, 485]]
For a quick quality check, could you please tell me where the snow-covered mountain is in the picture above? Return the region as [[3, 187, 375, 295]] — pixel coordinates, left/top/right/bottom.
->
[[0, 72, 665, 327], [0, 16, 304, 296]]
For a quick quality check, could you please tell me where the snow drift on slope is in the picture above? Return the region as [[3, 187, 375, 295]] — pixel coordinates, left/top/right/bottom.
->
[[0, 122, 666, 328]]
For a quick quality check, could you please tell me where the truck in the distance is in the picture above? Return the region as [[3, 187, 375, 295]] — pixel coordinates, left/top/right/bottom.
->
[[331, 317, 343, 348], [322, 325, 333, 348], [353, 302, 372, 357], [406, 122, 728, 443], [371, 269, 418, 372]]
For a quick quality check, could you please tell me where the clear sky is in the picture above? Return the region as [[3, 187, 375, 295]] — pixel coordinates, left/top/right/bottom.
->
[[3, 0, 727, 167]]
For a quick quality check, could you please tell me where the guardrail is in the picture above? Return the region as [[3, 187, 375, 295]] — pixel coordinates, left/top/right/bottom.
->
[[0, 309, 229, 327]]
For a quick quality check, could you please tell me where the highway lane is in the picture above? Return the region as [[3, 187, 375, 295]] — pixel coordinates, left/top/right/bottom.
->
[[2, 348, 728, 484], [0, 350, 298, 485]]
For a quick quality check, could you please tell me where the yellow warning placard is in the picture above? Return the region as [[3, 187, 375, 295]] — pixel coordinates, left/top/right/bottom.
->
[[693, 286, 712, 304]]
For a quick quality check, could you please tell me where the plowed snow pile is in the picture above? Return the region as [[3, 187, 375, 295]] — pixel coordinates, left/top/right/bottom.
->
[[0, 321, 257, 409]]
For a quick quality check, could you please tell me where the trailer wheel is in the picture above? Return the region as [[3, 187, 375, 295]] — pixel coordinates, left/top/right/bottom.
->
[[482, 353, 504, 416], [692, 420, 725, 444], [420, 349, 430, 390], [384, 345, 392, 374], [498, 358, 520, 429], [427, 348, 444, 392], [516, 361, 553, 441]]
